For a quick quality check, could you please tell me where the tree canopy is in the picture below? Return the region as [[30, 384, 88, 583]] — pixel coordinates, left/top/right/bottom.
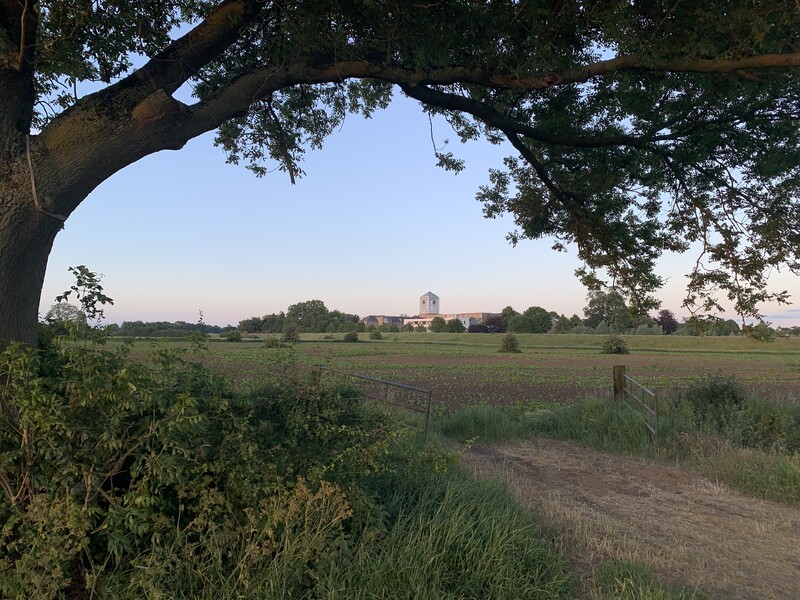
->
[[2, 1, 800, 343]]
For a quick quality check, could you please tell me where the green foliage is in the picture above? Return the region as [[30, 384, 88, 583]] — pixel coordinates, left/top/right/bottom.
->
[[368, 330, 383, 340], [584, 289, 633, 331], [282, 323, 300, 343], [343, 465, 573, 599], [728, 401, 800, 454], [429, 316, 446, 333], [343, 331, 359, 343], [526, 400, 652, 455], [222, 329, 243, 342], [499, 306, 518, 331], [511, 306, 553, 333], [741, 322, 776, 342], [437, 405, 523, 443], [524, 389, 800, 505], [0, 341, 401, 597], [43, 302, 86, 333], [683, 375, 747, 429], [601, 334, 630, 354], [499, 332, 521, 353], [55, 265, 114, 325], [444, 318, 466, 333]]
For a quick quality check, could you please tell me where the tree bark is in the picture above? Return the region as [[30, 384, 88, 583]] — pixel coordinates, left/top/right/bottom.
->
[[0, 158, 61, 345]]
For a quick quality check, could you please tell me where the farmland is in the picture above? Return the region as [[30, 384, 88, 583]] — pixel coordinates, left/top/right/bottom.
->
[[125, 333, 800, 409]]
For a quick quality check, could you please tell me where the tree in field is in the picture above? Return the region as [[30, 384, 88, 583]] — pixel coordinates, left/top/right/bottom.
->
[[512, 306, 553, 333], [583, 289, 634, 332], [2, 2, 800, 344], [237, 316, 264, 333], [500, 306, 519, 332], [44, 303, 86, 329], [429, 316, 446, 333], [655, 309, 679, 335], [444, 318, 466, 333], [483, 314, 505, 333]]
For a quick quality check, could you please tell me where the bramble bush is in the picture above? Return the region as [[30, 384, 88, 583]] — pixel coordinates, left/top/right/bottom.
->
[[0, 335, 401, 597], [683, 374, 747, 430]]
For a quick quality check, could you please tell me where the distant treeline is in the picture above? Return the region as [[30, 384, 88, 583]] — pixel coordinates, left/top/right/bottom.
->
[[110, 321, 235, 337], [237, 300, 362, 334]]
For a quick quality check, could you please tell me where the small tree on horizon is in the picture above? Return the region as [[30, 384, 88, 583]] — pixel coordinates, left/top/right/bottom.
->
[[444, 318, 466, 333], [430, 317, 447, 333]]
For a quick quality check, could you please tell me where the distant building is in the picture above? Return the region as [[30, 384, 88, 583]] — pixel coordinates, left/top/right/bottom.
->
[[419, 291, 440, 315], [361, 315, 405, 328], [360, 291, 499, 331]]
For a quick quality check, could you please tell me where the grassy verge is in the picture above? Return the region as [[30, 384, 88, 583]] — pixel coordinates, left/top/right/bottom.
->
[[434, 403, 526, 443], [519, 392, 800, 505]]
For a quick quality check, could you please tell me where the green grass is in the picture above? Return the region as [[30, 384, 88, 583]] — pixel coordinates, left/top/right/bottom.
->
[[87, 336, 744, 598], [110, 334, 800, 408], [320, 465, 574, 599], [520, 396, 800, 504], [435, 404, 524, 443]]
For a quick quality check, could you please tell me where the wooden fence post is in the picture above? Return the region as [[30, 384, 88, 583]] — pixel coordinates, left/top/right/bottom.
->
[[613, 365, 626, 400]]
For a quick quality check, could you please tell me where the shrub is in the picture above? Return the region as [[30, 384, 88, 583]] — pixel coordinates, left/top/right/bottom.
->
[[683, 375, 747, 430], [728, 400, 800, 454], [343, 331, 359, 342], [222, 329, 243, 342], [263, 336, 284, 348], [282, 323, 300, 342], [0, 341, 395, 597], [369, 330, 383, 340], [601, 334, 629, 354], [499, 332, 521, 353]]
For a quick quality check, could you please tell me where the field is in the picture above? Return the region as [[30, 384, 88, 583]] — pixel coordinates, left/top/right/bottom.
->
[[119, 331, 800, 598], [135, 333, 800, 410]]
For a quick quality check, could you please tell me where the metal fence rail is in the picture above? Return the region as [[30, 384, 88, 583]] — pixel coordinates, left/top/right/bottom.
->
[[613, 365, 659, 443], [316, 365, 432, 437]]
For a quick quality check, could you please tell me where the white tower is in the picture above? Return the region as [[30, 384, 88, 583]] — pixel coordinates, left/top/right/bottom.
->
[[420, 291, 440, 315]]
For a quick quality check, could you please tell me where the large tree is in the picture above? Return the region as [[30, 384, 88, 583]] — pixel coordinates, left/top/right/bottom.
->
[[2, 1, 800, 344]]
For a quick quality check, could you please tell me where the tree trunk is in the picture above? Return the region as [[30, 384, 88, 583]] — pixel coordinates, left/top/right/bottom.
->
[[0, 161, 61, 346]]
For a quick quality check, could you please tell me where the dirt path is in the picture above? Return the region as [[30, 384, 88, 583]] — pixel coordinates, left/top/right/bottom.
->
[[462, 439, 800, 600]]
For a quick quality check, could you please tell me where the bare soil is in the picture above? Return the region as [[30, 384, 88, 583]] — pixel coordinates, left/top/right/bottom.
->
[[463, 439, 800, 600]]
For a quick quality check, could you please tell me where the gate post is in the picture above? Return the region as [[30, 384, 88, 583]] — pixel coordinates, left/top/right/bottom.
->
[[613, 365, 626, 400]]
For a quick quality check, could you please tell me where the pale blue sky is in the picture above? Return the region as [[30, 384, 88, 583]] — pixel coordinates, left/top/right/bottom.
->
[[39, 95, 800, 327]]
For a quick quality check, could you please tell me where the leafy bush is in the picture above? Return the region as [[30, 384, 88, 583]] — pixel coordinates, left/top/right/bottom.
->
[[343, 331, 359, 342], [728, 400, 800, 454], [222, 329, 243, 342], [0, 340, 395, 597], [368, 330, 383, 340], [601, 334, 629, 354], [263, 336, 285, 348], [499, 333, 521, 353], [683, 375, 747, 429], [282, 323, 300, 342]]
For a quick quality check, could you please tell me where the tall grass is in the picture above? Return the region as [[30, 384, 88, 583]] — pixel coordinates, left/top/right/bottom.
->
[[320, 466, 574, 599], [436, 404, 524, 443], [519, 387, 800, 504]]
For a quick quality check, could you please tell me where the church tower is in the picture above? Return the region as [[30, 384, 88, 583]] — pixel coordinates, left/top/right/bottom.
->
[[419, 291, 440, 315]]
